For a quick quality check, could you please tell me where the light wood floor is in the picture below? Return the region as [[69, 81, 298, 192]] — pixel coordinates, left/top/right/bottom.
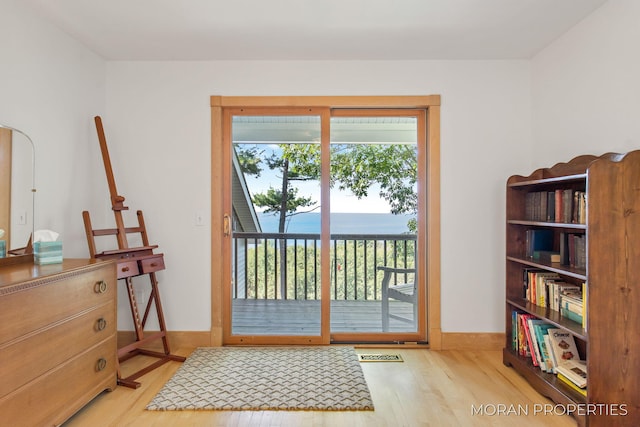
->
[[65, 347, 578, 427]]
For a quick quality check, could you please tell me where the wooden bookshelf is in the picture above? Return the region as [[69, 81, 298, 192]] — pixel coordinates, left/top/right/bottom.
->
[[504, 151, 640, 426]]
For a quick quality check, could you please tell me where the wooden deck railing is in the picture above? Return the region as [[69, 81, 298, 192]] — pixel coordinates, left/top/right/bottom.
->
[[233, 233, 416, 301]]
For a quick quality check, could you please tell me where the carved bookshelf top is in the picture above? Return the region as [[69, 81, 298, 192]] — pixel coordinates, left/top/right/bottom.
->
[[507, 152, 628, 186]]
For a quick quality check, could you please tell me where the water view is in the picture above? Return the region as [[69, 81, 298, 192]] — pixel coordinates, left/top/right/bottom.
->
[[257, 212, 415, 234]]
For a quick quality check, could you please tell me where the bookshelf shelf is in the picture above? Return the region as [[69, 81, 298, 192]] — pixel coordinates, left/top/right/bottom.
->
[[507, 219, 587, 230], [506, 256, 587, 281], [502, 349, 587, 404], [504, 151, 640, 426], [506, 297, 586, 340]]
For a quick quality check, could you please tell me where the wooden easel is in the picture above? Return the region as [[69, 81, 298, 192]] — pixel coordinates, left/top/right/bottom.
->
[[82, 116, 185, 389]]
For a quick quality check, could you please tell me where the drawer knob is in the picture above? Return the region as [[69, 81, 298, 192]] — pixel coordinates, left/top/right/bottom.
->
[[150, 262, 158, 267], [95, 317, 108, 331], [96, 357, 107, 372], [121, 266, 130, 272], [94, 280, 108, 294]]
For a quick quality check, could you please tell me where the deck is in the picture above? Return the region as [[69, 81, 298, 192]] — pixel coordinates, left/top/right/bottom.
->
[[231, 299, 415, 335]]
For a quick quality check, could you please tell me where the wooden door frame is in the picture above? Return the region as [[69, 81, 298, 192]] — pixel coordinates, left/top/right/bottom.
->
[[221, 106, 330, 345], [210, 95, 442, 349]]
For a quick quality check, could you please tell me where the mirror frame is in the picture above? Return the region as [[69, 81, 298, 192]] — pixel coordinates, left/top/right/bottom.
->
[[0, 123, 36, 266]]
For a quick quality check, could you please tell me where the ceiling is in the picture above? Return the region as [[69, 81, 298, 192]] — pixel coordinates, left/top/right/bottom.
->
[[23, 0, 608, 61]]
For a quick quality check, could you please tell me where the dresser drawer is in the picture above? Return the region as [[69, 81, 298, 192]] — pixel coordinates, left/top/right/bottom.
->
[[0, 301, 116, 399], [0, 263, 115, 345], [0, 338, 117, 427]]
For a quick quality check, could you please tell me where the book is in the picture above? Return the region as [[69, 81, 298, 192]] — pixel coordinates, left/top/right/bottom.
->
[[532, 322, 556, 372], [540, 192, 548, 222], [544, 333, 559, 373], [511, 310, 519, 352], [557, 372, 587, 396], [561, 307, 583, 325], [560, 293, 583, 310], [517, 313, 532, 357], [582, 283, 587, 331], [549, 282, 581, 313], [533, 250, 561, 263], [526, 318, 546, 368], [526, 229, 554, 259], [525, 191, 559, 221], [572, 190, 580, 223], [542, 273, 563, 308], [574, 234, 586, 269], [562, 189, 573, 223], [554, 189, 563, 222], [560, 286, 584, 324], [547, 329, 581, 364], [520, 314, 538, 363], [522, 268, 544, 301], [565, 233, 586, 269], [546, 191, 555, 222], [556, 359, 587, 388], [578, 192, 587, 225], [530, 271, 560, 307], [559, 232, 569, 265]]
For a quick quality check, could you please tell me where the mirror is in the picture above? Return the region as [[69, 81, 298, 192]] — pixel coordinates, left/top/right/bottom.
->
[[0, 123, 35, 264]]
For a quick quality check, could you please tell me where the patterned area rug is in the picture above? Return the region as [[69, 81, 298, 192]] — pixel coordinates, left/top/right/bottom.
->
[[146, 346, 374, 411]]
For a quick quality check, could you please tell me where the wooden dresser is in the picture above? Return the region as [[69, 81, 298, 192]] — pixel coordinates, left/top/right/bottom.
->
[[0, 258, 117, 426]]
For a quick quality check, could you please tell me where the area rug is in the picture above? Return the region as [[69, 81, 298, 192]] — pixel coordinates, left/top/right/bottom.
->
[[146, 346, 374, 411]]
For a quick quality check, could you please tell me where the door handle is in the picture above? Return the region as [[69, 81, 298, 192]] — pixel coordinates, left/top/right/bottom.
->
[[223, 214, 231, 236]]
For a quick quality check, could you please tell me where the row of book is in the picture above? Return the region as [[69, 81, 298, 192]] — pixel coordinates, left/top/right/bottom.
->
[[512, 311, 587, 393], [523, 269, 587, 329], [562, 232, 586, 269], [525, 189, 587, 224], [525, 229, 586, 270]]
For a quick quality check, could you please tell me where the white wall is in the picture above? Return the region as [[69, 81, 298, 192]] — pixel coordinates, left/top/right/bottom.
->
[[105, 60, 533, 332], [0, 0, 107, 256], [3, 0, 635, 337], [1, 0, 540, 335], [532, 0, 640, 168]]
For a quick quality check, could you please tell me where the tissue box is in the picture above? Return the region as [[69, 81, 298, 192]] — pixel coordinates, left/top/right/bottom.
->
[[0, 240, 5, 258], [34, 241, 63, 265]]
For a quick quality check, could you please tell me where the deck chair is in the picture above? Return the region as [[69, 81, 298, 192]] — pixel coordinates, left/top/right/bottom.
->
[[378, 266, 417, 332]]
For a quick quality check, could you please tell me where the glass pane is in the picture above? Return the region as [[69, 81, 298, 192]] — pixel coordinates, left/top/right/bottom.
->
[[231, 115, 322, 335], [329, 116, 418, 333]]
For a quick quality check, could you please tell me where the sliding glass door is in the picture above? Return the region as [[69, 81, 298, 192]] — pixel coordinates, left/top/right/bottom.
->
[[329, 110, 423, 340], [223, 106, 426, 344]]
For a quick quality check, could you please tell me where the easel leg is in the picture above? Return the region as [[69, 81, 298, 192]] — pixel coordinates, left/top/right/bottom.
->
[[125, 277, 145, 341], [117, 273, 186, 389], [139, 272, 177, 356]]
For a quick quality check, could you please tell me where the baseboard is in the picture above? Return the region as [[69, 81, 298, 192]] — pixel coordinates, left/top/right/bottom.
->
[[117, 330, 212, 352], [117, 331, 505, 351], [440, 332, 504, 350]]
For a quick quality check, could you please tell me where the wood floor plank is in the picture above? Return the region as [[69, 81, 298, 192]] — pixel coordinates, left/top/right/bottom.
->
[[64, 347, 577, 426]]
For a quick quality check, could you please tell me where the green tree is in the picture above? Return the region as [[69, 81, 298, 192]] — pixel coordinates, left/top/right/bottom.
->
[[236, 146, 264, 177], [238, 143, 417, 229], [239, 143, 321, 297], [331, 144, 417, 230], [258, 145, 320, 233]]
